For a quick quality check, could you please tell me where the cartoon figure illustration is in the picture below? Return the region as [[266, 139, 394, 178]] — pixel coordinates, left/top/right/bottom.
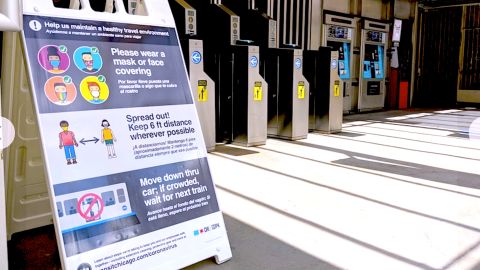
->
[[106, 196, 115, 206], [81, 197, 101, 222], [37, 45, 70, 74], [54, 82, 68, 104], [74, 46, 103, 74], [100, 119, 117, 158], [47, 46, 61, 72], [81, 52, 98, 73], [44, 76, 77, 106], [80, 76, 110, 104], [59, 120, 79, 165], [88, 82, 104, 104]]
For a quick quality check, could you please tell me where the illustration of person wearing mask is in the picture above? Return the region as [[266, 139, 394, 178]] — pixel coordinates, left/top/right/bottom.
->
[[38, 45, 70, 74], [53, 82, 71, 105], [87, 81, 104, 104], [59, 120, 79, 165], [81, 52, 98, 73], [47, 46, 63, 73]]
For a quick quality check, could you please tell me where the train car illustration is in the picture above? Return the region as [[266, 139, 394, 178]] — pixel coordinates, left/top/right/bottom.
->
[[55, 183, 141, 257]]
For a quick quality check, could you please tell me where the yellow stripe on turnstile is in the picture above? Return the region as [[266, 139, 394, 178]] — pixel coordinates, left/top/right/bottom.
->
[[297, 81, 305, 99], [254, 81, 263, 101], [198, 80, 208, 102], [334, 80, 340, 97]]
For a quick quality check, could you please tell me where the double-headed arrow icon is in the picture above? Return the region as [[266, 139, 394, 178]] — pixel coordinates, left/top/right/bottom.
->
[[80, 137, 100, 145]]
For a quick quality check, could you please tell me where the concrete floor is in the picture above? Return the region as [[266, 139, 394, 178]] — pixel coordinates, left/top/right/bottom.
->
[[8, 108, 480, 270]]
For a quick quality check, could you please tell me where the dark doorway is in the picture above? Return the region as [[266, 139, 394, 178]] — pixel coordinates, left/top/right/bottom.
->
[[459, 5, 480, 91], [414, 7, 462, 107]]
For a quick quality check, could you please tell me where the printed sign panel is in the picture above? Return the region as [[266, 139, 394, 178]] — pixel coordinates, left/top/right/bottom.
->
[[297, 81, 305, 99], [334, 81, 340, 97], [22, 13, 231, 270], [197, 80, 208, 102], [254, 81, 263, 101]]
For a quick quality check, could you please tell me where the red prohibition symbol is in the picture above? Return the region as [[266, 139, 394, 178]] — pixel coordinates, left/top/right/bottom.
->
[[77, 193, 104, 221]]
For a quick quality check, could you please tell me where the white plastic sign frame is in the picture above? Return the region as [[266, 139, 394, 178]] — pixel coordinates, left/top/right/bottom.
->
[[0, 0, 22, 31], [0, 87, 7, 270], [0, 1, 22, 268], [21, 0, 231, 269]]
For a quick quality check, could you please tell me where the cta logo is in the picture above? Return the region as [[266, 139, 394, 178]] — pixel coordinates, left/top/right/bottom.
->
[[193, 223, 221, 236]]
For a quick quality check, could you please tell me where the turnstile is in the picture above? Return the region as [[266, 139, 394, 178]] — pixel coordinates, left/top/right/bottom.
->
[[217, 45, 268, 146], [304, 48, 343, 133], [190, 2, 268, 146], [170, 0, 216, 151], [185, 40, 216, 150], [220, 2, 310, 141], [264, 49, 310, 140]]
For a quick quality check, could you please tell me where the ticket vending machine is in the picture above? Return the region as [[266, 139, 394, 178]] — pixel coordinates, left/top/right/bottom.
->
[[304, 48, 342, 133], [189, 1, 268, 146], [222, 1, 310, 140], [358, 20, 389, 111], [169, 0, 216, 152], [323, 13, 355, 114]]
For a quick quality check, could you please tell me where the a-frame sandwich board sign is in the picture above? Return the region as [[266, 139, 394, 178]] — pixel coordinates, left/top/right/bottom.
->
[[0, 1, 22, 268], [20, 0, 232, 269]]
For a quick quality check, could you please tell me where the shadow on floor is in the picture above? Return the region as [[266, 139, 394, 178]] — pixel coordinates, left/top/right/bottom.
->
[[344, 109, 480, 133], [212, 149, 480, 235], [214, 145, 260, 156], [466, 260, 480, 270], [447, 132, 470, 139], [185, 214, 340, 270], [310, 131, 365, 138], [211, 187, 435, 270], [288, 140, 480, 190]]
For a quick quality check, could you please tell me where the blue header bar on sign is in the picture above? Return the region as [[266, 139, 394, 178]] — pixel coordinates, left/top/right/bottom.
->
[[24, 15, 179, 46]]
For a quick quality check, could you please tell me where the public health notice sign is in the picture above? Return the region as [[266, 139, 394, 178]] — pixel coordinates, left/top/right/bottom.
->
[[22, 13, 231, 270]]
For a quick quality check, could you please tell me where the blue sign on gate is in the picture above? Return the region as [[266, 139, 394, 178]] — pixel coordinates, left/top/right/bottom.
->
[[295, 58, 302, 69], [250, 56, 258, 68], [192, 51, 202, 64]]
